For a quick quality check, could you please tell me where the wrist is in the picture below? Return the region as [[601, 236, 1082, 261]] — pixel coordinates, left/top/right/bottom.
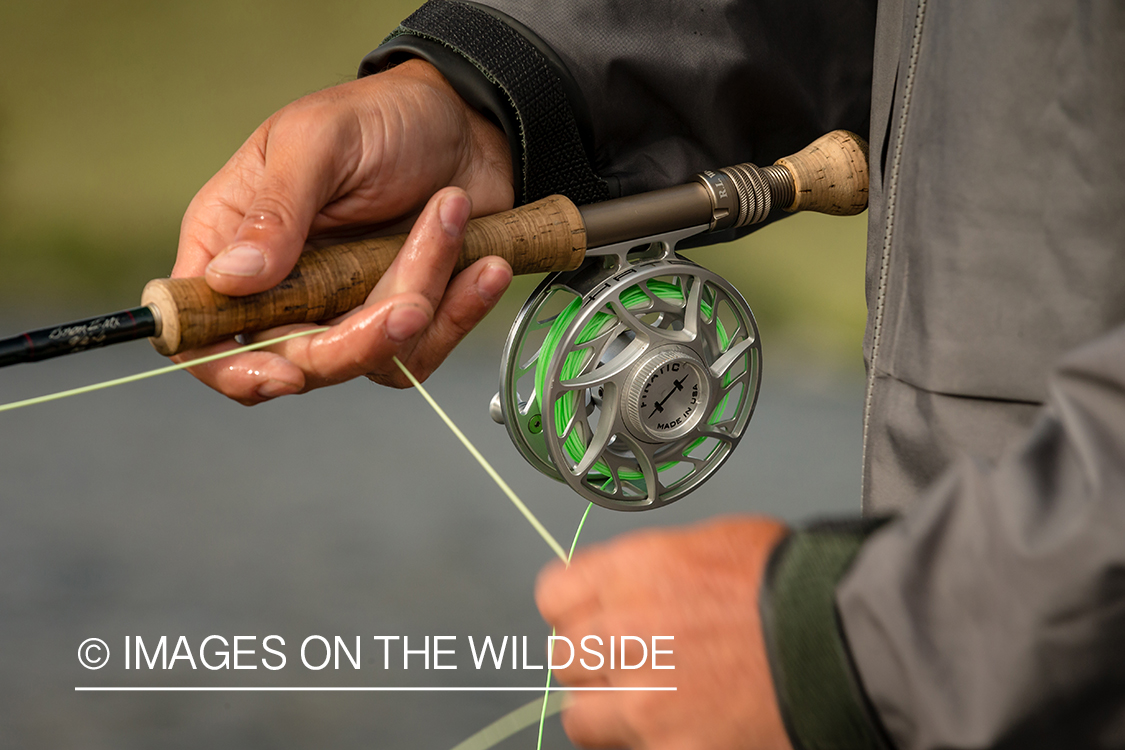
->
[[363, 0, 608, 205], [373, 59, 514, 213]]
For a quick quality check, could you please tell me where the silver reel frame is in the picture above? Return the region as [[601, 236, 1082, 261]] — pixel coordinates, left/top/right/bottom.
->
[[498, 228, 762, 511]]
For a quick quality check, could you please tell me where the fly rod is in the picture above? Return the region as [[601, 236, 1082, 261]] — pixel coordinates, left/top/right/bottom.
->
[[0, 130, 867, 367]]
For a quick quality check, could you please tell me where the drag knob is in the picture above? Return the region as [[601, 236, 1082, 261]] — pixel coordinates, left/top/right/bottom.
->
[[624, 347, 712, 443]]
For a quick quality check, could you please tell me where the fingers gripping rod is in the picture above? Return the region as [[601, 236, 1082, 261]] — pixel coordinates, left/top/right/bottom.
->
[[0, 131, 868, 366]]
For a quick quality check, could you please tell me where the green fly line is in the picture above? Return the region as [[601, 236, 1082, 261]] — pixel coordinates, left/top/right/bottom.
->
[[536, 500, 593, 750], [392, 357, 569, 564], [392, 359, 596, 750], [0, 328, 329, 413], [445, 501, 593, 750], [532, 278, 739, 490]]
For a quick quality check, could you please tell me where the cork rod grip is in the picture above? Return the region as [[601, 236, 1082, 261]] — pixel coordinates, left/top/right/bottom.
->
[[775, 130, 869, 216], [142, 195, 587, 355]]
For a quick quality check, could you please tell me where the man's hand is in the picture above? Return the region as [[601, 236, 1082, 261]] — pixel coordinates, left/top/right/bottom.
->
[[536, 517, 794, 750], [171, 60, 515, 404]]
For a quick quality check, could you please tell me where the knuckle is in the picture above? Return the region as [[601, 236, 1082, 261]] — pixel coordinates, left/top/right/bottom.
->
[[245, 195, 298, 231], [434, 309, 479, 346], [394, 344, 452, 389]]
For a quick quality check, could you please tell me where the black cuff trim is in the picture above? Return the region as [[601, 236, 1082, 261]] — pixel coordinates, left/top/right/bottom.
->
[[362, 0, 609, 207], [459, 1, 596, 158], [760, 518, 895, 750]]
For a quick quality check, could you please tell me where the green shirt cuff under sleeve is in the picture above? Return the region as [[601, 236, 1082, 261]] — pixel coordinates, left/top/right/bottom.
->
[[760, 519, 895, 750]]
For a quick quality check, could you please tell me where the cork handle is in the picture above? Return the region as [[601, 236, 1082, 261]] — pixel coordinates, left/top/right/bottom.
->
[[142, 195, 586, 355], [775, 130, 869, 215]]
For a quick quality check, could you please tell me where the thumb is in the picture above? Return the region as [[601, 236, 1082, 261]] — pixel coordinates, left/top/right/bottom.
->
[[204, 119, 347, 296]]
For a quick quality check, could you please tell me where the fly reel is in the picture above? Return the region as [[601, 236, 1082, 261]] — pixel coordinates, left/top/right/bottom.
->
[[492, 229, 761, 511], [485, 131, 871, 510]]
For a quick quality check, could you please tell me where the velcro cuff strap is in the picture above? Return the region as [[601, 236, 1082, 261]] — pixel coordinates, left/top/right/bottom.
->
[[760, 518, 894, 750], [362, 0, 609, 207]]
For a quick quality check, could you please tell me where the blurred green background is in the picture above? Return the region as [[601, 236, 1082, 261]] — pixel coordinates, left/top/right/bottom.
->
[[0, 0, 868, 368]]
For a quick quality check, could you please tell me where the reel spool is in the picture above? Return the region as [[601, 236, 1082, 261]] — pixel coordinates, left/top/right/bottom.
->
[[493, 229, 761, 511]]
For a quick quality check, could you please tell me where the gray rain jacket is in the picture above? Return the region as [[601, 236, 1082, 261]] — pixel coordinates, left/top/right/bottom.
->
[[364, 2, 1125, 748]]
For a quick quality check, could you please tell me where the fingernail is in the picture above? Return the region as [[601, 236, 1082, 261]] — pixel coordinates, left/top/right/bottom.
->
[[477, 261, 512, 302], [385, 304, 429, 342], [439, 192, 471, 237], [208, 245, 266, 277], [256, 379, 299, 400]]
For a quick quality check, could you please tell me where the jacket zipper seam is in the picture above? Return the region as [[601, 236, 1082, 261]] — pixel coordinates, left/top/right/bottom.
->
[[861, 0, 928, 511]]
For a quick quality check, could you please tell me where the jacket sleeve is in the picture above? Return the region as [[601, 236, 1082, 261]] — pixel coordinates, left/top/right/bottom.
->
[[361, 0, 876, 208], [832, 321, 1125, 750], [761, 323, 1125, 750]]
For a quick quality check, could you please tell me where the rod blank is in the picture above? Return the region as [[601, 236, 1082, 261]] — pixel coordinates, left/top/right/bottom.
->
[[0, 307, 157, 368]]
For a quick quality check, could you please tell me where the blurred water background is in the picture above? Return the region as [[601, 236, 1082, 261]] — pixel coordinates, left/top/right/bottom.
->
[[0, 2, 869, 748]]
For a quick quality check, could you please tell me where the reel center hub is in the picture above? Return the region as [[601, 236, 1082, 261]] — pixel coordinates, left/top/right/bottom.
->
[[625, 347, 711, 442]]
